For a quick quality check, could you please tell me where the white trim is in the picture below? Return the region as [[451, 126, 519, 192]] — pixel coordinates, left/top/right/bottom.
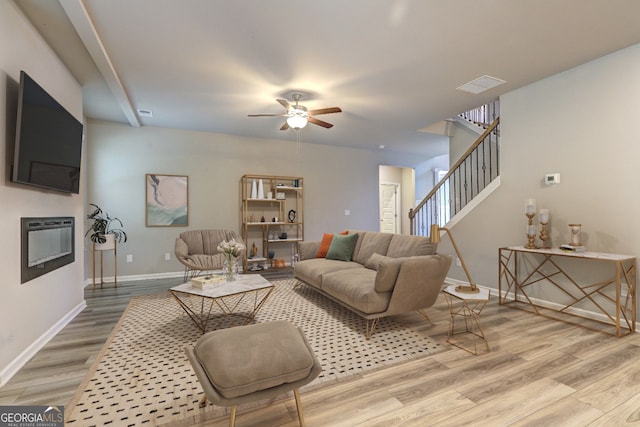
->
[[0, 300, 87, 387], [444, 176, 501, 230], [83, 270, 184, 287]]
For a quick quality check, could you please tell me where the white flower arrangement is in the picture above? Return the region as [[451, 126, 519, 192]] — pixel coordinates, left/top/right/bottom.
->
[[217, 238, 245, 259]]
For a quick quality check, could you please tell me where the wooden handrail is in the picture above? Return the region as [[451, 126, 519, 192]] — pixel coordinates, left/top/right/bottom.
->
[[410, 117, 500, 220]]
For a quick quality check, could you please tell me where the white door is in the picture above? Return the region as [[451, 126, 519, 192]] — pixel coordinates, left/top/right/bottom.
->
[[380, 183, 399, 233]]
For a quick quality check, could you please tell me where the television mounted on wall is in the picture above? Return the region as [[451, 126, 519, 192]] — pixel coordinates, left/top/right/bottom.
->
[[12, 71, 83, 194]]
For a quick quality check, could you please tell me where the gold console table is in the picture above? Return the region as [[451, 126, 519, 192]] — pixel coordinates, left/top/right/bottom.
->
[[499, 246, 636, 337]]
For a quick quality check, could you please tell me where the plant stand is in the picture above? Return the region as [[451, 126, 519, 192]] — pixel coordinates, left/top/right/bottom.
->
[[92, 237, 117, 289]]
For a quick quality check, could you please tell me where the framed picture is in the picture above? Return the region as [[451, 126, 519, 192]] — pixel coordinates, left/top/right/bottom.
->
[[146, 174, 188, 226]]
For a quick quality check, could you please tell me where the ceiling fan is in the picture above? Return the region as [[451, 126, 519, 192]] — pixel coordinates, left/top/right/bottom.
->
[[248, 93, 342, 130]]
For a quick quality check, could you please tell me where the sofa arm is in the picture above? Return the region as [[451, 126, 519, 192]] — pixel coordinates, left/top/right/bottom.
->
[[298, 241, 321, 260], [385, 254, 452, 316]]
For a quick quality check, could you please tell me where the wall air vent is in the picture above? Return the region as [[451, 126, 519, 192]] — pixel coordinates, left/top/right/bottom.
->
[[457, 75, 506, 94]]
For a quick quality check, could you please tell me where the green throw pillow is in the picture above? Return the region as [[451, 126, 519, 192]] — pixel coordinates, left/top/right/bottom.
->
[[325, 233, 358, 261]]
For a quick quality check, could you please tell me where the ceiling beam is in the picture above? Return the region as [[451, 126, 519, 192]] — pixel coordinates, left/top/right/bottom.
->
[[59, 0, 140, 127]]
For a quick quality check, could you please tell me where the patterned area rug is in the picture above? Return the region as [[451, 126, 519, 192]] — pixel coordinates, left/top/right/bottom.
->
[[65, 278, 444, 426]]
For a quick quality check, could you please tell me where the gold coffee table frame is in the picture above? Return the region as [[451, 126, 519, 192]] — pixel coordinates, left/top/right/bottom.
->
[[170, 274, 274, 333], [499, 246, 636, 337]]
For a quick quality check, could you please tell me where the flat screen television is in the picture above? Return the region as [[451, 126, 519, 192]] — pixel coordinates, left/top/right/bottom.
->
[[12, 71, 83, 194]]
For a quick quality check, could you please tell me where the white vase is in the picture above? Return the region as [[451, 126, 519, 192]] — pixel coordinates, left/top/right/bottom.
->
[[257, 179, 264, 199], [250, 179, 258, 199]]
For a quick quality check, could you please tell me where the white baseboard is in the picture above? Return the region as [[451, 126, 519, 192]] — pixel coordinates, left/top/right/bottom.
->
[[83, 270, 184, 287], [0, 300, 87, 387]]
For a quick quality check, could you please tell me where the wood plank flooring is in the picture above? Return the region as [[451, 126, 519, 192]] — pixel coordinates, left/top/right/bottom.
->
[[2, 276, 640, 426]]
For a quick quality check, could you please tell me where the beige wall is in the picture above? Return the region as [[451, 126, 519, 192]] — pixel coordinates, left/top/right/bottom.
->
[[0, 2, 85, 383], [440, 44, 640, 308], [86, 121, 428, 277]]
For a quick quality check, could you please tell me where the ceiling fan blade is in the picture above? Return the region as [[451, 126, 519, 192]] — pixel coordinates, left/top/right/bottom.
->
[[308, 107, 342, 116], [280, 121, 290, 131], [248, 113, 285, 117], [308, 117, 333, 128], [277, 99, 290, 110]]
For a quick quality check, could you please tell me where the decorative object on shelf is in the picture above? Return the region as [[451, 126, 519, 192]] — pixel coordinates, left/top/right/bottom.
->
[[86, 203, 128, 245], [539, 208, 549, 248], [524, 198, 537, 249], [251, 179, 258, 199], [569, 223, 583, 246], [241, 175, 304, 272], [268, 250, 275, 260], [145, 174, 188, 226], [251, 242, 258, 258], [430, 224, 478, 294], [280, 232, 287, 239], [217, 238, 245, 281], [257, 179, 264, 199]]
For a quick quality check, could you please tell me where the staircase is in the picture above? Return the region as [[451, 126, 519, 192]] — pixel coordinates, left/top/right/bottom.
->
[[410, 102, 500, 236]]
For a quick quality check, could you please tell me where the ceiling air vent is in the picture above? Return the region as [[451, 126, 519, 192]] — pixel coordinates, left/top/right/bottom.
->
[[457, 75, 506, 94], [137, 109, 153, 118]]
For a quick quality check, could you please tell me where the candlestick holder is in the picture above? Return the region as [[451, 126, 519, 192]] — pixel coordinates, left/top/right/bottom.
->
[[525, 212, 537, 249], [539, 221, 549, 248]]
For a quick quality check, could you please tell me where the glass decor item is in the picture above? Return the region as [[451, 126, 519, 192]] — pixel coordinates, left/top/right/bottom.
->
[[223, 257, 237, 281], [217, 238, 245, 281], [569, 224, 582, 246]]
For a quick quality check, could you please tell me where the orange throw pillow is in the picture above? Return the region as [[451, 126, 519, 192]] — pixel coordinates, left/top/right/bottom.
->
[[316, 233, 334, 258], [316, 230, 349, 258]]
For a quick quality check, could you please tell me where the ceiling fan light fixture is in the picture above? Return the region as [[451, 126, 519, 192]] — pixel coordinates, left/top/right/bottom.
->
[[287, 115, 307, 129]]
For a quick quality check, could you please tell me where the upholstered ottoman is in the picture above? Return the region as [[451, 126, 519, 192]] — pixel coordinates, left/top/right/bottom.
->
[[185, 320, 321, 427]]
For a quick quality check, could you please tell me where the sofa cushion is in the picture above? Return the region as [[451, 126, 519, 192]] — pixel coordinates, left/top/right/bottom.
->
[[294, 258, 363, 289], [193, 321, 315, 399], [386, 234, 437, 258], [322, 269, 391, 314], [354, 232, 394, 265], [316, 233, 334, 258], [364, 253, 386, 270], [326, 233, 359, 261], [374, 257, 402, 292], [316, 231, 348, 258]]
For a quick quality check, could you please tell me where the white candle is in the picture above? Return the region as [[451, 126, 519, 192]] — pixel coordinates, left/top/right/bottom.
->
[[525, 198, 536, 214], [539, 209, 549, 223]]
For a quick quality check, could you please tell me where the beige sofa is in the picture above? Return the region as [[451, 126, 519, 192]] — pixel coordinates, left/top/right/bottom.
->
[[294, 230, 452, 339], [175, 229, 244, 281]]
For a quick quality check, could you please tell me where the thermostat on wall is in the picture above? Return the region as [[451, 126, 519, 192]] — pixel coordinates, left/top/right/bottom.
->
[[545, 173, 560, 185]]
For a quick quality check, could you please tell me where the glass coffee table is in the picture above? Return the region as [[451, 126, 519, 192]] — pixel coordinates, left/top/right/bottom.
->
[[169, 274, 274, 333]]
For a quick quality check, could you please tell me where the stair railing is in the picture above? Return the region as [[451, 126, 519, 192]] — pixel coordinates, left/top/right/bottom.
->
[[458, 99, 499, 128], [410, 117, 500, 236]]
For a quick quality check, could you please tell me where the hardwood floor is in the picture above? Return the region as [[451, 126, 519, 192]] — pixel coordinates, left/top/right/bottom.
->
[[2, 277, 640, 426]]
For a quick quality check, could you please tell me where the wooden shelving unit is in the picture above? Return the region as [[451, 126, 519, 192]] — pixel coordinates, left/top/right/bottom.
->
[[241, 174, 304, 272]]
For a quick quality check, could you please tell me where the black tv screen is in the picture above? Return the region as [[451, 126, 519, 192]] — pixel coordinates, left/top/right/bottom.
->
[[12, 71, 83, 194]]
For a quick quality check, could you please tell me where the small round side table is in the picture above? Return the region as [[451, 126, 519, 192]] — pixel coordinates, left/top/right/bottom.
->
[[443, 284, 490, 355]]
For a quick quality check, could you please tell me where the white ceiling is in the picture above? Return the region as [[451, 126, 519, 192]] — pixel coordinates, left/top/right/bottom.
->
[[14, 0, 640, 157]]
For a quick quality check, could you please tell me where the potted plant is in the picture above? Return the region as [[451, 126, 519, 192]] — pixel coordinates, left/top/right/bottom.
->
[[85, 203, 128, 247]]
